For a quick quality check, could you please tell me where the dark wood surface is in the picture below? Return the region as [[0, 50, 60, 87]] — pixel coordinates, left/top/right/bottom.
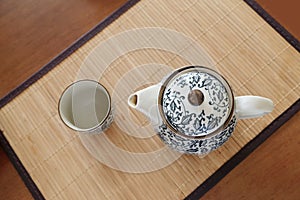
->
[[0, 0, 127, 199], [0, 0, 127, 99], [0, 0, 299, 199], [203, 111, 300, 200]]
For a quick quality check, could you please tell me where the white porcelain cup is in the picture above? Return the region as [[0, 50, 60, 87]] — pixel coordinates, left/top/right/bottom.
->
[[58, 80, 113, 134]]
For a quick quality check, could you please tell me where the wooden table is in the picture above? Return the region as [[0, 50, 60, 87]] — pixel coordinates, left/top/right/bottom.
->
[[0, 0, 299, 199]]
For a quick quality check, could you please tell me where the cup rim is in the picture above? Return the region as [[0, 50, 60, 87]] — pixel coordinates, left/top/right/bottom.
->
[[58, 79, 111, 132]]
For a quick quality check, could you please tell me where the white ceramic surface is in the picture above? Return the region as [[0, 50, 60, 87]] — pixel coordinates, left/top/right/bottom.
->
[[59, 80, 112, 134], [128, 66, 274, 154]]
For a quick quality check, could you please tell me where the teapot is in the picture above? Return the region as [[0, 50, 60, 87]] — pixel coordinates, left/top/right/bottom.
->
[[128, 66, 274, 155]]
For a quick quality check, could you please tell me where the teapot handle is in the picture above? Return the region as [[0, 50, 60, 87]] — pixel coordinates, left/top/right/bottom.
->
[[235, 96, 274, 119]]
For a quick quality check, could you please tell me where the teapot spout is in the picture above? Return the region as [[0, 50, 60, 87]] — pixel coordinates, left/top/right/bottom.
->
[[128, 84, 161, 122]]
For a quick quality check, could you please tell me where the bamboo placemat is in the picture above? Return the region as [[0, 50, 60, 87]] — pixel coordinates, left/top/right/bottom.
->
[[1, 0, 299, 199]]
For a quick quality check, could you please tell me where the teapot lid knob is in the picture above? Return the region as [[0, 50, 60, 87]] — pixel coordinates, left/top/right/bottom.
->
[[188, 89, 204, 106]]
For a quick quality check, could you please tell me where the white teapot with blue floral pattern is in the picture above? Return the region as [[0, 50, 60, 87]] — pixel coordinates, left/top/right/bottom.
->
[[128, 66, 274, 155]]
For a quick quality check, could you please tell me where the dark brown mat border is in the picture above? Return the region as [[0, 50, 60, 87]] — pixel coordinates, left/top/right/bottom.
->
[[244, 0, 300, 52], [0, 0, 299, 199], [0, 0, 140, 109], [185, 99, 300, 199], [0, 1, 140, 199], [186, 0, 300, 198], [0, 130, 45, 199]]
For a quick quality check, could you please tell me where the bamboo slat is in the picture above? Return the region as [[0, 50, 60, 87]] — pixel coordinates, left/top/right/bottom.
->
[[0, 0, 299, 199]]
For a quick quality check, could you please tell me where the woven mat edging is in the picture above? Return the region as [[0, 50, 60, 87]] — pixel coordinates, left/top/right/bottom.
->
[[185, 98, 300, 199], [244, 0, 300, 52], [0, 1, 140, 199], [186, 0, 300, 198], [0, 0, 299, 199], [0, 0, 141, 109], [0, 130, 45, 200]]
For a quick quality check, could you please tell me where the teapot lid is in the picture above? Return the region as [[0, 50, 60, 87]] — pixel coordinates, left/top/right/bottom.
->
[[159, 66, 234, 137]]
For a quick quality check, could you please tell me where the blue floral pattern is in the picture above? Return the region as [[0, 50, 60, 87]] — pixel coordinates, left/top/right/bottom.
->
[[100, 110, 114, 132], [162, 71, 230, 137], [157, 116, 237, 154]]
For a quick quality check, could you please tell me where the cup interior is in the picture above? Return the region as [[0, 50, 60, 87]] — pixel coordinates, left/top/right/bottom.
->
[[59, 80, 111, 132]]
